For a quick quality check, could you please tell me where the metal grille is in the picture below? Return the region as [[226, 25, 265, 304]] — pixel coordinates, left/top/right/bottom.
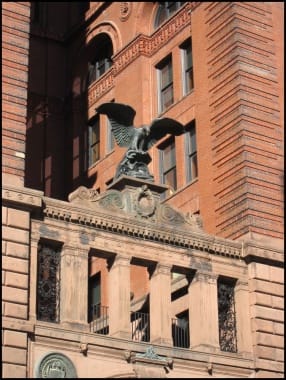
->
[[172, 318, 190, 348], [131, 311, 150, 342], [218, 281, 237, 353], [37, 243, 61, 322], [91, 304, 109, 334]]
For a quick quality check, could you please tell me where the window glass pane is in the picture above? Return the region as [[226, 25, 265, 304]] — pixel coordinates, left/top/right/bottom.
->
[[162, 85, 174, 110], [188, 127, 196, 153], [189, 154, 198, 180], [185, 45, 192, 69], [91, 124, 99, 144], [186, 67, 194, 92], [161, 60, 173, 88], [164, 167, 177, 190], [163, 140, 176, 170]]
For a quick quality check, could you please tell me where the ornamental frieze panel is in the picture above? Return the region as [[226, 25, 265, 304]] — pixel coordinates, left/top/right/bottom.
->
[[40, 182, 242, 258]]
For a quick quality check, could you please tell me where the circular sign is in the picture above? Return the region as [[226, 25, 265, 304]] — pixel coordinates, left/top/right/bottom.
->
[[35, 352, 77, 378]]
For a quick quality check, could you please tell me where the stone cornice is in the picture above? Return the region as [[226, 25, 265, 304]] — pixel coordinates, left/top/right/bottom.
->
[[42, 195, 242, 259]]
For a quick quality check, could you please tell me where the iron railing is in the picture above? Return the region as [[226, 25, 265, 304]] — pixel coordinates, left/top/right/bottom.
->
[[131, 311, 150, 342], [172, 318, 190, 348], [90, 304, 109, 334]]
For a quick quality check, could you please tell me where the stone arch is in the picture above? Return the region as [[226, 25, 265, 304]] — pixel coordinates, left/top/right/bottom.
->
[[134, 2, 158, 36], [85, 21, 122, 55]]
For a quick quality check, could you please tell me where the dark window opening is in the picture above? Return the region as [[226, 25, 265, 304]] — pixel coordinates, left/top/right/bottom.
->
[[218, 277, 237, 353], [88, 34, 113, 85], [172, 309, 189, 348], [88, 115, 100, 167], [37, 242, 61, 323]]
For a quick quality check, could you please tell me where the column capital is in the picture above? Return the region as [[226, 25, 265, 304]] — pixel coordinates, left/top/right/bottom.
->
[[193, 271, 218, 284], [108, 254, 130, 270]]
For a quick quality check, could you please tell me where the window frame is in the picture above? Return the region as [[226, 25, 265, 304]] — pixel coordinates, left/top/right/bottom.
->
[[156, 55, 174, 114], [158, 136, 177, 192], [180, 39, 194, 95], [185, 121, 198, 183]]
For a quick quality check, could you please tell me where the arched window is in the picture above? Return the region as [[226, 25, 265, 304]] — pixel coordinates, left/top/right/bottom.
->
[[88, 33, 113, 85], [154, 2, 186, 28]]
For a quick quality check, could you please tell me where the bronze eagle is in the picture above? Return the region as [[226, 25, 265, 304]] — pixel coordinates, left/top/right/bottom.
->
[[96, 102, 185, 181]]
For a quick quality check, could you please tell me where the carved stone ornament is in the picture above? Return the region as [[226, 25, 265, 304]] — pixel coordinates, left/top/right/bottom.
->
[[35, 352, 77, 378], [120, 2, 132, 21], [97, 190, 124, 211], [68, 186, 99, 203], [125, 346, 173, 367], [135, 185, 156, 217]]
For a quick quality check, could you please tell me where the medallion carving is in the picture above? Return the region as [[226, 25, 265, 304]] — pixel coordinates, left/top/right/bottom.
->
[[135, 185, 156, 218], [120, 2, 132, 21], [36, 352, 77, 378]]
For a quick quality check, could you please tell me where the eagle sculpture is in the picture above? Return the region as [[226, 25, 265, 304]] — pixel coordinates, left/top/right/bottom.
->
[[96, 102, 184, 181]]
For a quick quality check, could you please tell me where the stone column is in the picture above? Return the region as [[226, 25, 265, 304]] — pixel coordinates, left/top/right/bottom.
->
[[234, 280, 253, 354], [188, 271, 220, 350], [60, 245, 89, 329], [149, 263, 172, 346], [108, 255, 131, 339]]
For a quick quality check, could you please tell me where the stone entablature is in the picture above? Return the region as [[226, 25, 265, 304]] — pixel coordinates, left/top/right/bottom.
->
[[40, 177, 243, 259]]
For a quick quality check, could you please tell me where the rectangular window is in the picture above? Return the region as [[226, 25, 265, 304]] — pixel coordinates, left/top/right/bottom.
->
[[88, 116, 100, 167], [37, 242, 61, 323], [218, 278, 237, 353], [181, 39, 194, 95], [159, 136, 177, 191], [157, 55, 174, 113], [185, 121, 198, 182]]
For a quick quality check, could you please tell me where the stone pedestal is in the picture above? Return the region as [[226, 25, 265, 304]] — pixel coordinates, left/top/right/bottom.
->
[[108, 255, 131, 339], [108, 175, 168, 216], [149, 264, 173, 346]]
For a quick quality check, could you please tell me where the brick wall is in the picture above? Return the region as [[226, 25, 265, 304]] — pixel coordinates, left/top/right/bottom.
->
[[2, 2, 31, 186], [205, 2, 284, 240]]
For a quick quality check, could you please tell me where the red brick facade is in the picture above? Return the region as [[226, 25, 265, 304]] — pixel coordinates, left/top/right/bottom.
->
[[2, 2, 284, 378]]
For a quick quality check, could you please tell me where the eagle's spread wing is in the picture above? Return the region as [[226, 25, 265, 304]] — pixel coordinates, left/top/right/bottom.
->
[[96, 103, 136, 147], [146, 118, 184, 149]]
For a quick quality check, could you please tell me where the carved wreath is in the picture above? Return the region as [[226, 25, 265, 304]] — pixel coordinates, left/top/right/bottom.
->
[[135, 185, 156, 218]]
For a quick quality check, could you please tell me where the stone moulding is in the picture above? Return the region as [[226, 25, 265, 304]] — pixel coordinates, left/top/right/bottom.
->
[[42, 196, 242, 258]]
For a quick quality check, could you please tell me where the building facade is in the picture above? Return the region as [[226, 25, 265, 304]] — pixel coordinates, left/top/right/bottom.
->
[[2, 2, 284, 378]]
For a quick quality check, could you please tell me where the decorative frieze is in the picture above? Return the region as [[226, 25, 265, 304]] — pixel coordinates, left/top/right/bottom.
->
[[42, 190, 242, 259]]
